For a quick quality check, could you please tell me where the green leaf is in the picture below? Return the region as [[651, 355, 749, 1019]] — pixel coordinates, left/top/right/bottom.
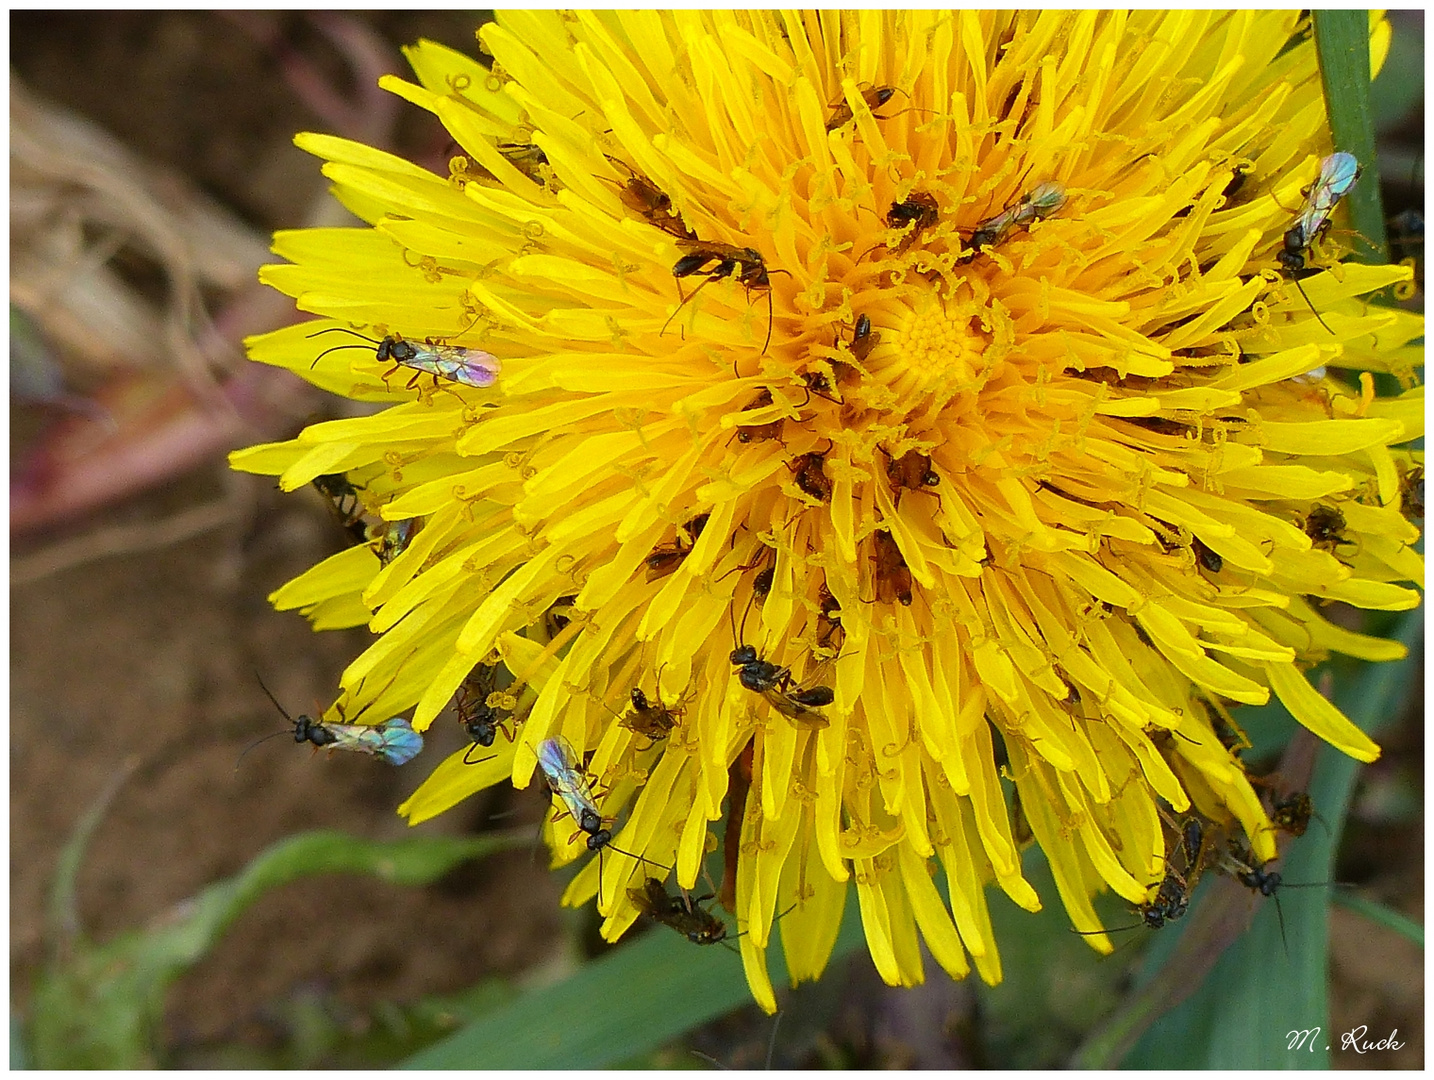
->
[[28, 827, 531, 1069], [1106, 609, 1422, 1069], [1314, 11, 1388, 264], [400, 889, 868, 1069]]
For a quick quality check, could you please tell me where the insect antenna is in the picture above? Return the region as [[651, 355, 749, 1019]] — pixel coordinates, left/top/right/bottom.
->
[[254, 672, 295, 724], [1289, 273, 1335, 334], [232, 728, 298, 773], [236, 673, 304, 771], [764, 284, 774, 356], [721, 901, 799, 954], [594, 843, 671, 911], [597, 845, 606, 908], [1272, 892, 1288, 957], [604, 842, 670, 872], [306, 326, 384, 367], [1071, 923, 1141, 936], [737, 580, 758, 648], [759, 269, 793, 356], [728, 577, 743, 652]]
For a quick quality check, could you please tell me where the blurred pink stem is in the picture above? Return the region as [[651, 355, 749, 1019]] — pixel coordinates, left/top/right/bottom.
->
[[12, 15, 405, 536]]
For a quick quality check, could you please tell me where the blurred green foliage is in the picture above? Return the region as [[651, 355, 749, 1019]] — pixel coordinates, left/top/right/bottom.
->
[[28, 822, 529, 1068]]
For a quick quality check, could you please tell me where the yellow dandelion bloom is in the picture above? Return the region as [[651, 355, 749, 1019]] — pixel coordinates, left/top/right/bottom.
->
[[231, 12, 1423, 1010]]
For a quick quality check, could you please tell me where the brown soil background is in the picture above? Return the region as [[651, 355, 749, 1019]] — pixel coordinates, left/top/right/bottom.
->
[[10, 11, 1424, 1068]]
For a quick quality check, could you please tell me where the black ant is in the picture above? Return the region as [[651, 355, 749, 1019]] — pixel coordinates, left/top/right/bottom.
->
[[663, 240, 789, 355]]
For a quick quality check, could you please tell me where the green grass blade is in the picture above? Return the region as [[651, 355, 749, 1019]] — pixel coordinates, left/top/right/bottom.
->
[[1332, 891, 1425, 949], [1314, 10, 1388, 264], [28, 828, 531, 1069], [44, 758, 140, 952], [401, 891, 867, 1069]]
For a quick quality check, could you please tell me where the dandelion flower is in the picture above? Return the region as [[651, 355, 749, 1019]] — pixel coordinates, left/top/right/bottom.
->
[[231, 12, 1423, 1010]]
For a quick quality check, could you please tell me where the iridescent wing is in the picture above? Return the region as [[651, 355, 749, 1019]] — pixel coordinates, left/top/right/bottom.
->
[[1293, 153, 1362, 243], [536, 736, 600, 823], [402, 344, 502, 388], [370, 717, 425, 764], [325, 718, 424, 765], [1021, 181, 1067, 220], [1313, 152, 1360, 209]]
